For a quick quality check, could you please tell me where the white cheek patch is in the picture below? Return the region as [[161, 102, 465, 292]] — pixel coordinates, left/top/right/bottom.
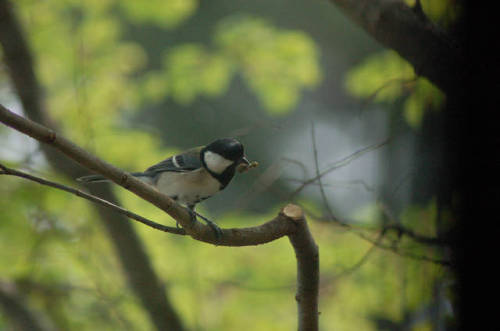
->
[[204, 150, 233, 174]]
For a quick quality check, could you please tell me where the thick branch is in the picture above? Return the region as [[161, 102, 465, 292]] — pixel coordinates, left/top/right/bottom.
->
[[285, 205, 320, 331], [329, 0, 466, 96], [0, 1, 320, 327], [0, 280, 51, 331], [0, 103, 320, 329], [0, 104, 296, 245]]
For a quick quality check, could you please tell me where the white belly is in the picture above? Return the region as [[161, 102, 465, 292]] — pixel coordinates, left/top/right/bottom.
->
[[154, 168, 222, 206]]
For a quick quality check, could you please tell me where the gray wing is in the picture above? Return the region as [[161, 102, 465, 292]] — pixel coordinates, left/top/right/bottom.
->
[[145, 146, 203, 174]]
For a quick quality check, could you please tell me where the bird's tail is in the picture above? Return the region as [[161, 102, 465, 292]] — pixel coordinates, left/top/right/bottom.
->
[[77, 172, 149, 183]]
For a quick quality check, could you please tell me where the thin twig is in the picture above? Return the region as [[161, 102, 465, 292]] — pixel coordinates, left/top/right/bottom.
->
[[288, 131, 449, 266], [297, 186, 450, 266], [281, 157, 309, 181], [354, 229, 451, 267], [359, 77, 418, 114], [289, 138, 391, 199], [332, 231, 384, 278], [310, 123, 345, 226], [0, 163, 185, 235], [377, 201, 449, 246]]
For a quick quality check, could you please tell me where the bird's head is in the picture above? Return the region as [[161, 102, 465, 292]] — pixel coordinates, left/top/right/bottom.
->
[[201, 138, 250, 174]]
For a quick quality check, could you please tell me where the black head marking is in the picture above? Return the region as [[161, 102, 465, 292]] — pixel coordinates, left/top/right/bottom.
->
[[204, 138, 244, 162], [201, 138, 247, 188]]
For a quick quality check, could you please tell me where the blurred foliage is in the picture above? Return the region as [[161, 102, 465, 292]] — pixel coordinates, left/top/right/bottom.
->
[[1, 0, 451, 330], [14, 0, 321, 167], [404, 0, 463, 27], [345, 0, 459, 129], [161, 44, 234, 104], [145, 15, 322, 114], [215, 16, 321, 114], [1, 173, 445, 330], [345, 51, 445, 129], [119, 0, 198, 28]]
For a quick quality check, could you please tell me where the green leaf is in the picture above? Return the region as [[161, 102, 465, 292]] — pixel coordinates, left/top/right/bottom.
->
[[216, 15, 321, 114], [345, 51, 445, 129], [119, 0, 198, 28], [344, 51, 415, 102], [162, 44, 234, 104], [404, 78, 445, 129]]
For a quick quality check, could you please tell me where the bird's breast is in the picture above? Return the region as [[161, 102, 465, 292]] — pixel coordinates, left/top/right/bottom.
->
[[154, 168, 222, 206]]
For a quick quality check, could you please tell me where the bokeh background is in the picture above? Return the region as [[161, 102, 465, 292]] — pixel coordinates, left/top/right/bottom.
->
[[1, 0, 464, 330]]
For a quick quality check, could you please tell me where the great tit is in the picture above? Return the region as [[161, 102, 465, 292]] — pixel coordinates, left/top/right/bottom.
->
[[78, 138, 251, 238]]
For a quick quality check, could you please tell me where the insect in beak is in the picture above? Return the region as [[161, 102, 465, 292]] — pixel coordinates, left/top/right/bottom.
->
[[236, 156, 259, 173]]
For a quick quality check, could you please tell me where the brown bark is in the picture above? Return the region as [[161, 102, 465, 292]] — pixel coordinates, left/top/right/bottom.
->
[[1, 103, 320, 330], [330, 0, 466, 96]]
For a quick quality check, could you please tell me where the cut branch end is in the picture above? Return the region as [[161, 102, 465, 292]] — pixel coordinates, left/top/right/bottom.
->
[[282, 204, 304, 221]]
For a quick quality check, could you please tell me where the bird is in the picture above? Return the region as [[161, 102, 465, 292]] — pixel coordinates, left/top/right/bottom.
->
[[77, 138, 251, 239]]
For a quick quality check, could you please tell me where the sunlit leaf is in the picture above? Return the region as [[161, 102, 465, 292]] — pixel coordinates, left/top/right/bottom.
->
[[140, 72, 170, 103], [119, 0, 197, 28], [162, 44, 234, 104], [345, 50, 415, 102], [216, 15, 321, 115], [404, 78, 445, 129], [345, 51, 444, 129]]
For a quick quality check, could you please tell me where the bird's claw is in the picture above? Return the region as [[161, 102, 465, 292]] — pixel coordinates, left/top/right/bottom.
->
[[187, 208, 222, 243]]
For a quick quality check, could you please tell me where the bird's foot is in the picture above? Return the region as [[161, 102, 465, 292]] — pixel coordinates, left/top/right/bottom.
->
[[187, 208, 223, 243]]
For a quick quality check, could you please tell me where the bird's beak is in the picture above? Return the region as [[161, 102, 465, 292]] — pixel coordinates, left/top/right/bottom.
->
[[236, 156, 252, 173], [240, 156, 251, 165]]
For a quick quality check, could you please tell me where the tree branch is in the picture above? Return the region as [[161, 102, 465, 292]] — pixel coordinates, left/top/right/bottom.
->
[[0, 104, 320, 329], [291, 128, 450, 267], [329, 0, 466, 96], [311, 123, 344, 225], [286, 205, 320, 331], [0, 104, 301, 245], [0, 1, 320, 327], [0, 163, 185, 235], [0, 280, 52, 331], [289, 138, 390, 200]]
